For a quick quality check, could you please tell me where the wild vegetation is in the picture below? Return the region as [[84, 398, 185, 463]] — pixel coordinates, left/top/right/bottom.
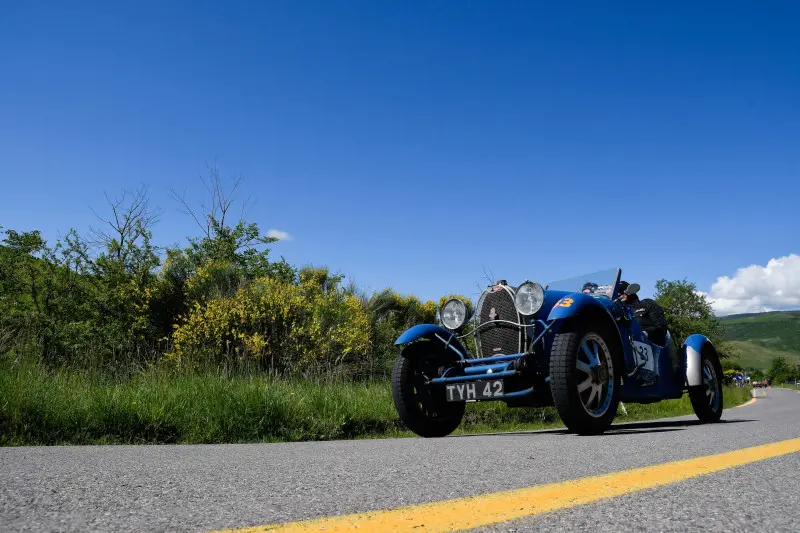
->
[[0, 170, 443, 382], [0, 165, 757, 444]]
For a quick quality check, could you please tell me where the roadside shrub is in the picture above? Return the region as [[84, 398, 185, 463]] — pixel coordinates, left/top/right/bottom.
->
[[166, 274, 371, 376]]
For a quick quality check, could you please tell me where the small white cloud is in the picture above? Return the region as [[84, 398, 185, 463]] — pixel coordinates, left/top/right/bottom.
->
[[705, 254, 800, 316], [267, 229, 293, 241]]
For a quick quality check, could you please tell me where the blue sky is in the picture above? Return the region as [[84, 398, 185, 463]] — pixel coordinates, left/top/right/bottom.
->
[[2, 1, 799, 309]]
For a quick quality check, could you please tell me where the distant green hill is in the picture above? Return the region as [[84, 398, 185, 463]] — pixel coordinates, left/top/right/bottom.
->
[[720, 311, 800, 370]]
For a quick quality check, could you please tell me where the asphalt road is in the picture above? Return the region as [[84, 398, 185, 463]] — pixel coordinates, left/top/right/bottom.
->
[[2, 388, 799, 533]]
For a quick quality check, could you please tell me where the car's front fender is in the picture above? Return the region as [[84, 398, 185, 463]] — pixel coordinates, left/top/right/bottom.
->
[[544, 292, 628, 372], [394, 324, 468, 359], [546, 292, 609, 321]]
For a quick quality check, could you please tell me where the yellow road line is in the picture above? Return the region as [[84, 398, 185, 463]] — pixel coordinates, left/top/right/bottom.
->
[[214, 437, 800, 533], [736, 397, 757, 408]]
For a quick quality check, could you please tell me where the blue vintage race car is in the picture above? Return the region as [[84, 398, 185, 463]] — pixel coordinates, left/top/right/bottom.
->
[[391, 268, 724, 436]]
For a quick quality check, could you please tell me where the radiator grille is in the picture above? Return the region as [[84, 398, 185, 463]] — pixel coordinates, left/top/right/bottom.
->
[[475, 286, 522, 357]]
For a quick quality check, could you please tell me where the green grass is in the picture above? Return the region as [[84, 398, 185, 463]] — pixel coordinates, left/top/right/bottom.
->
[[725, 340, 800, 370], [613, 385, 752, 422], [0, 359, 754, 446]]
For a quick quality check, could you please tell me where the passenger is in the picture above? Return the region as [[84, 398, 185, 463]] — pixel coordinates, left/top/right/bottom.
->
[[618, 281, 668, 346]]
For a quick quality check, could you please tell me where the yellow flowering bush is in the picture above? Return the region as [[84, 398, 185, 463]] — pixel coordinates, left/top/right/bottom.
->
[[166, 275, 371, 375]]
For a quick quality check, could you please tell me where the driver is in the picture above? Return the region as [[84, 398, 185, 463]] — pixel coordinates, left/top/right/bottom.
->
[[581, 282, 598, 294], [618, 281, 668, 346]]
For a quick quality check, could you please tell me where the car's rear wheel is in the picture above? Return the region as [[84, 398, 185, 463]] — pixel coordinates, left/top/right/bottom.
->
[[689, 349, 723, 422], [391, 341, 465, 438], [550, 324, 620, 435]]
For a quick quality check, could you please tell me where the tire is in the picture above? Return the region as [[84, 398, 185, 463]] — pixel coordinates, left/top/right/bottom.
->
[[550, 324, 620, 435], [391, 341, 465, 438], [688, 349, 724, 422]]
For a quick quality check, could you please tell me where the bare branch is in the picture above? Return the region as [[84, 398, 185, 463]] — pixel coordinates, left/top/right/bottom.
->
[[481, 265, 496, 285], [88, 184, 161, 261], [171, 161, 251, 239], [240, 194, 256, 225], [168, 186, 211, 238]]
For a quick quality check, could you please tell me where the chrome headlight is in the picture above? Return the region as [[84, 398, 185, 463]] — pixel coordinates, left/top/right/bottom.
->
[[441, 298, 470, 330], [514, 281, 545, 315]]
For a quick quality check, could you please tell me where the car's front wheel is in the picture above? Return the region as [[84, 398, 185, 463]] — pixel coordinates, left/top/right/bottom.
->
[[550, 324, 620, 435], [391, 341, 465, 438]]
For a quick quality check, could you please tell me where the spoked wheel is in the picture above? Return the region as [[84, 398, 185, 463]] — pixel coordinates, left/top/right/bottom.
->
[[551, 327, 620, 435], [689, 350, 723, 422], [575, 334, 616, 417], [391, 341, 465, 438]]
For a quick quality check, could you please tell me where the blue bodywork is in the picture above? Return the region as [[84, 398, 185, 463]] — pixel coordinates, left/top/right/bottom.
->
[[395, 268, 713, 407], [394, 324, 468, 358], [546, 291, 611, 321]]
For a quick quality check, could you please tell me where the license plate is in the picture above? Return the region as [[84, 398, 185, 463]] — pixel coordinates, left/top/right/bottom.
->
[[445, 380, 504, 402]]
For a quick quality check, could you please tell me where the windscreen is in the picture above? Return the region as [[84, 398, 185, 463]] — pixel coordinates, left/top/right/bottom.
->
[[545, 268, 620, 299]]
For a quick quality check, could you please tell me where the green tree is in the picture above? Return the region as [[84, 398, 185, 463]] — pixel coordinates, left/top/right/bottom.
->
[[84, 187, 162, 364], [168, 164, 296, 301], [1, 186, 164, 371], [721, 359, 743, 372], [653, 278, 734, 358], [0, 227, 95, 362], [767, 355, 792, 384]]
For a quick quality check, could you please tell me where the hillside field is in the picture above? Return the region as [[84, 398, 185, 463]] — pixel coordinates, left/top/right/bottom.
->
[[721, 311, 800, 370], [725, 341, 800, 370]]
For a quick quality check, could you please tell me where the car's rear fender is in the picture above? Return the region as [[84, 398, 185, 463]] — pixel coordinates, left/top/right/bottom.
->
[[683, 334, 717, 387], [394, 324, 468, 360]]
